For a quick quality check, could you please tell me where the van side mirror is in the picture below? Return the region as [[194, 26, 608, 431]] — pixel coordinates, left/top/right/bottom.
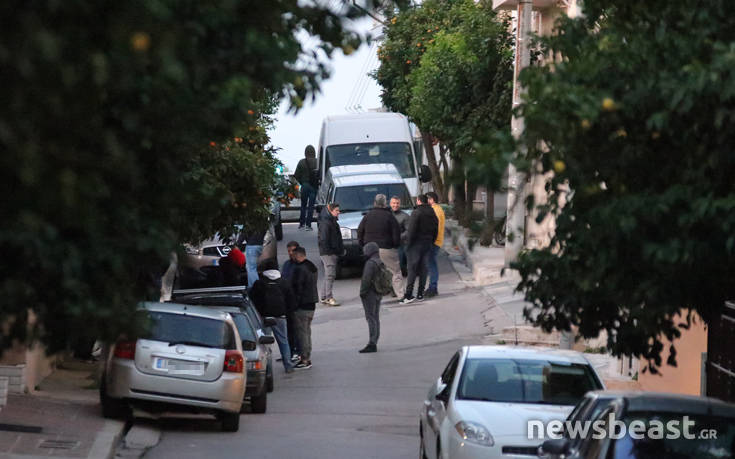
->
[[258, 335, 275, 345], [419, 165, 432, 183]]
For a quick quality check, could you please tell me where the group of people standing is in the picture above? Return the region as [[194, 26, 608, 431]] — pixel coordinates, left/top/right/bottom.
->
[[251, 145, 447, 364], [248, 242, 318, 372], [353, 191, 446, 352]]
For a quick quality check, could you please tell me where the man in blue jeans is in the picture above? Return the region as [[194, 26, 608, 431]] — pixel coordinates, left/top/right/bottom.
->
[[243, 225, 267, 288], [249, 259, 296, 373], [294, 145, 319, 230], [425, 191, 445, 297]]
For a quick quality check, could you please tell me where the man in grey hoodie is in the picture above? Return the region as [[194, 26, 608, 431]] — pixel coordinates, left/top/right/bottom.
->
[[359, 242, 382, 353]]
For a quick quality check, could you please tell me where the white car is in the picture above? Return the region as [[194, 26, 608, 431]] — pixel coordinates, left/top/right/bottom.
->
[[101, 302, 247, 432], [419, 345, 605, 459]]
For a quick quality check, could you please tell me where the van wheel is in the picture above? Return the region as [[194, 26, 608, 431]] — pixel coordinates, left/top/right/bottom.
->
[[251, 391, 267, 414], [220, 411, 240, 432]]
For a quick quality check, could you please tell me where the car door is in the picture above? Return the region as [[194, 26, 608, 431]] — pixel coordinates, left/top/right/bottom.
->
[[426, 351, 460, 459]]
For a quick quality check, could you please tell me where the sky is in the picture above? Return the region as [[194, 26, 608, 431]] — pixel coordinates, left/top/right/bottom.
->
[[268, 17, 383, 172]]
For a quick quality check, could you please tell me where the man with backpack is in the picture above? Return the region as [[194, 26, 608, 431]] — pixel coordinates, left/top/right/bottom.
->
[[249, 259, 296, 373], [359, 242, 393, 353], [294, 145, 319, 231], [357, 194, 402, 299]]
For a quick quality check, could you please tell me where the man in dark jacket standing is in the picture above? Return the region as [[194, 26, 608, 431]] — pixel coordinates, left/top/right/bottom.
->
[[318, 203, 344, 306], [281, 240, 301, 361], [249, 259, 296, 373], [390, 194, 410, 277], [290, 246, 319, 369], [401, 194, 438, 304], [359, 242, 382, 353], [357, 194, 403, 299], [294, 145, 319, 230]]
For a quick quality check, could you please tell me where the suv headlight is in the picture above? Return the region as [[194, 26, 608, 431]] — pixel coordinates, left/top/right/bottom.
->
[[455, 421, 494, 446], [340, 227, 352, 239]]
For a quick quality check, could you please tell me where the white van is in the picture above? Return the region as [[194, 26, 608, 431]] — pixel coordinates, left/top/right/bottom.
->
[[316, 112, 431, 203]]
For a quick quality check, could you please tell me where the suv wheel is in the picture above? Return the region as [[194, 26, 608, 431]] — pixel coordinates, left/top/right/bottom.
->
[[251, 390, 267, 414], [266, 372, 274, 393], [220, 411, 240, 432]]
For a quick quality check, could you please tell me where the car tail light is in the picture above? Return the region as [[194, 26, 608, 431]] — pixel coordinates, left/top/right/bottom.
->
[[224, 350, 244, 373], [114, 341, 136, 360]]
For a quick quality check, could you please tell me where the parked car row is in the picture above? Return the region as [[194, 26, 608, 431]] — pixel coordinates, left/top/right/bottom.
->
[[100, 286, 278, 432], [421, 345, 735, 459]]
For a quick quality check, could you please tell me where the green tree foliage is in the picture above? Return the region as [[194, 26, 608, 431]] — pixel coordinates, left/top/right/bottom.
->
[[375, 0, 513, 219], [509, 1, 735, 370], [0, 1, 367, 353], [408, 1, 513, 221]]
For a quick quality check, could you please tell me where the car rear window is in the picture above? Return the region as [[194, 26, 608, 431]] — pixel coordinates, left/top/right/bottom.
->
[[457, 358, 602, 406], [141, 311, 235, 349]]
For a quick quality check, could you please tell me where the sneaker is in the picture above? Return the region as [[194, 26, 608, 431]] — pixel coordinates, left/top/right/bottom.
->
[[359, 344, 377, 353], [325, 298, 340, 306], [291, 354, 301, 363], [294, 360, 312, 370], [304, 226, 314, 231], [400, 296, 415, 305], [320, 298, 328, 304], [298, 225, 305, 230], [425, 289, 438, 298], [416, 294, 424, 302]]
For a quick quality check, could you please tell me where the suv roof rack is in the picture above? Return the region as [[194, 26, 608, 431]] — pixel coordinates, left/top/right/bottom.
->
[[172, 285, 247, 295]]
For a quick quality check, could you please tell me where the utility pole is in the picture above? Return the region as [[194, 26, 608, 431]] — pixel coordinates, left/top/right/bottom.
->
[[504, 0, 533, 266]]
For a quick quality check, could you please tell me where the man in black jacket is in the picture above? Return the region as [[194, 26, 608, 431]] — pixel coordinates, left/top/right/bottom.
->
[[249, 259, 296, 372], [357, 194, 403, 299], [294, 145, 319, 230], [390, 195, 410, 277], [318, 203, 344, 306], [290, 246, 319, 369], [401, 194, 438, 304]]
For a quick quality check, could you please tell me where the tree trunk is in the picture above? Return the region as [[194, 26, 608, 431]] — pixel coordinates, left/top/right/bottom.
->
[[452, 154, 469, 226], [466, 180, 478, 223], [421, 131, 445, 201]]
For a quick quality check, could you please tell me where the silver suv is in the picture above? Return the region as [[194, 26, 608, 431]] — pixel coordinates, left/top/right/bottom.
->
[[100, 302, 246, 432]]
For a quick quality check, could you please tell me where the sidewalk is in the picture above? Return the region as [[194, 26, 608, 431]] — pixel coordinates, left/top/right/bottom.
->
[[0, 360, 125, 459]]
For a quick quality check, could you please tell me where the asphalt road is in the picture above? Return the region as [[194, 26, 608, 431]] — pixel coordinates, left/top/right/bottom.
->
[[144, 222, 493, 459]]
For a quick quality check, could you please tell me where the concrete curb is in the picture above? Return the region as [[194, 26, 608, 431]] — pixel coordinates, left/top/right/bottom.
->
[[88, 419, 126, 459]]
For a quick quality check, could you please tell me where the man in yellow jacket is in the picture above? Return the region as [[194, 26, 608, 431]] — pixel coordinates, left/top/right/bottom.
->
[[426, 191, 445, 297]]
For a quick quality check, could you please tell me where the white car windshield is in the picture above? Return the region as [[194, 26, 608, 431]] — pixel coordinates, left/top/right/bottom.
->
[[334, 184, 412, 213], [326, 142, 416, 178], [457, 358, 602, 406]]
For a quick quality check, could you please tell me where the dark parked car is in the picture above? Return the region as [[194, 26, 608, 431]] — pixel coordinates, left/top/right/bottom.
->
[[539, 391, 735, 459], [171, 287, 275, 393]]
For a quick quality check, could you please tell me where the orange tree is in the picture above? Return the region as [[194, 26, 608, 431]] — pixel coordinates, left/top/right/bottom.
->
[[0, 1, 370, 353], [493, 1, 735, 370]]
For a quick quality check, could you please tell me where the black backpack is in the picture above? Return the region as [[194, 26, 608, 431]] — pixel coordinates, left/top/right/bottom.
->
[[262, 279, 288, 317]]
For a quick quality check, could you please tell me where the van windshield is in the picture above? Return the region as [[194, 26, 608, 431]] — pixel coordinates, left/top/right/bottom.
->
[[334, 184, 412, 213], [325, 143, 416, 178]]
